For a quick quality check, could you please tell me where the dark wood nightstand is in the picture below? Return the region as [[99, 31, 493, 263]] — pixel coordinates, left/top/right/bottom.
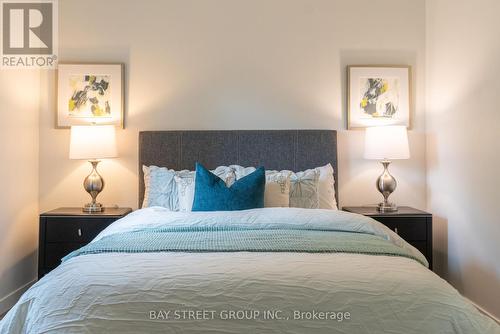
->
[[343, 206, 433, 270], [38, 207, 132, 278]]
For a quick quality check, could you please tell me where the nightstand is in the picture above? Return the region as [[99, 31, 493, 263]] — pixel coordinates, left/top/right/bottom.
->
[[343, 206, 433, 270], [38, 207, 132, 278]]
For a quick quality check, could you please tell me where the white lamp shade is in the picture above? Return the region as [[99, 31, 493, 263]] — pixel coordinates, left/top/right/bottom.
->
[[364, 126, 410, 160], [69, 125, 118, 160]]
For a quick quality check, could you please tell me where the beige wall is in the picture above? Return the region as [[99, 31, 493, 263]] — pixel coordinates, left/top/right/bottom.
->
[[426, 0, 500, 318], [0, 71, 40, 314], [39, 0, 427, 213]]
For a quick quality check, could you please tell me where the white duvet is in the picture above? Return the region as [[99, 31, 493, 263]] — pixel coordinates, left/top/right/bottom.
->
[[0, 208, 498, 334]]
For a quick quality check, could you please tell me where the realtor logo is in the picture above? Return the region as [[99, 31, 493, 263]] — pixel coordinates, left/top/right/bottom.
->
[[1, 0, 58, 68]]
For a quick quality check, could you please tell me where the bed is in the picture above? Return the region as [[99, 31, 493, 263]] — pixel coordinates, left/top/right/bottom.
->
[[1, 130, 498, 334]]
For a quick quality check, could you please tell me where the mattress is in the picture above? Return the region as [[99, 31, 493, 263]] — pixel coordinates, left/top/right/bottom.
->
[[0, 208, 498, 334]]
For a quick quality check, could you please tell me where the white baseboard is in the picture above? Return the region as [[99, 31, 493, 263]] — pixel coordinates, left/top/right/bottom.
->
[[0, 279, 36, 316], [467, 298, 500, 325]]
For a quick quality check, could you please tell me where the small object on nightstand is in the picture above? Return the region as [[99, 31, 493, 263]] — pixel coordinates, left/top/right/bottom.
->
[[364, 126, 410, 212], [342, 206, 433, 270], [38, 207, 132, 279]]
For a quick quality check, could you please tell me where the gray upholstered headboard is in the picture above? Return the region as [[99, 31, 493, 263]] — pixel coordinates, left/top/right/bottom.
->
[[138, 130, 338, 207]]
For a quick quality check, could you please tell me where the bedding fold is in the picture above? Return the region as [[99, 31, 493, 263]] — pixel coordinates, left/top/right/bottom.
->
[[63, 207, 428, 266], [62, 210, 428, 266], [90, 207, 426, 264]]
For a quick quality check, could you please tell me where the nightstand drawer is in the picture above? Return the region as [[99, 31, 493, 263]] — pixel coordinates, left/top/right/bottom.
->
[[45, 243, 84, 267], [373, 217, 427, 241], [45, 218, 115, 243]]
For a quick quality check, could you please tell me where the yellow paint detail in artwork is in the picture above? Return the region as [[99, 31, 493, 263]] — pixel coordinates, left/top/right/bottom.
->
[[361, 98, 368, 108], [92, 105, 106, 116], [381, 82, 389, 93], [68, 99, 75, 111]]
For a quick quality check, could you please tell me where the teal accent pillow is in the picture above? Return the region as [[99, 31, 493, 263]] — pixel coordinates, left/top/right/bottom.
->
[[192, 163, 265, 211]]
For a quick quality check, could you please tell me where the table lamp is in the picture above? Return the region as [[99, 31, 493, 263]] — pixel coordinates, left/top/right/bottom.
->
[[69, 125, 118, 212], [364, 125, 410, 212]]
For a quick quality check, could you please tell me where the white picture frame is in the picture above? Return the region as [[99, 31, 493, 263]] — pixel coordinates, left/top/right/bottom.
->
[[57, 63, 124, 128], [347, 65, 411, 129]]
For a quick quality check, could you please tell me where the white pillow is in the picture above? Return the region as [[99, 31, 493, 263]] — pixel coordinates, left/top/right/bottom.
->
[[232, 165, 257, 179], [142, 165, 152, 207], [289, 169, 320, 209], [264, 171, 292, 207], [175, 166, 235, 212], [174, 171, 196, 212], [315, 163, 337, 210], [142, 165, 179, 210]]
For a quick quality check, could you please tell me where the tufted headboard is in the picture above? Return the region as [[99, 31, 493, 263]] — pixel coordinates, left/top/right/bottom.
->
[[138, 130, 338, 207]]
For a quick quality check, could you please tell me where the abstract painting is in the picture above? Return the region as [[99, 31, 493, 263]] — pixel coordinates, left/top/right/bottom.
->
[[348, 66, 410, 129], [57, 64, 124, 128], [68, 75, 111, 117]]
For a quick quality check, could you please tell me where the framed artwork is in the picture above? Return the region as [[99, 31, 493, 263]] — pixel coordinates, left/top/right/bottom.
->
[[347, 65, 411, 129], [57, 64, 124, 128]]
